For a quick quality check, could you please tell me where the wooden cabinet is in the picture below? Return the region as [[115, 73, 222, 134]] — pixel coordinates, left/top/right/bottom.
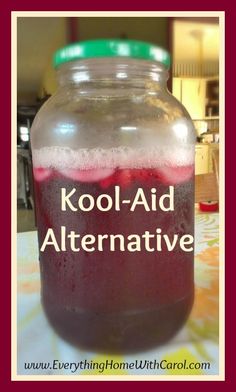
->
[[195, 144, 209, 174], [208, 144, 219, 173], [173, 77, 219, 120], [172, 77, 182, 101], [195, 143, 219, 175], [173, 78, 206, 119]]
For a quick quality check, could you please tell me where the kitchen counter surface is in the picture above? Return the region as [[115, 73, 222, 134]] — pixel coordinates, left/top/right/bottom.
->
[[17, 212, 220, 377]]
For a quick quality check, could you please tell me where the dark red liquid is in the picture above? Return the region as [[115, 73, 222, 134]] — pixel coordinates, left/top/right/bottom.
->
[[34, 165, 194, 352]]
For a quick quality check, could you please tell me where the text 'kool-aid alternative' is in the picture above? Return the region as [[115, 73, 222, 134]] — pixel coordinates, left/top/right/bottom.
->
[[31, 40, 196, 353]]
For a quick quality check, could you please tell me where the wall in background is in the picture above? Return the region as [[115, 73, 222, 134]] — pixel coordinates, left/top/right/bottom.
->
[[38, 19, 67, 99], [172, 19, 219, 77], [78, 17, 168, 46], [17, 17, 220, 105], [39, 17, 168, 99], [17, 17, 168, 104], [17, 17, 67, 104]]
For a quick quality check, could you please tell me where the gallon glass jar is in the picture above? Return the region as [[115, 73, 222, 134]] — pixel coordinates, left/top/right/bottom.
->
[[31, 40, 195, 353]]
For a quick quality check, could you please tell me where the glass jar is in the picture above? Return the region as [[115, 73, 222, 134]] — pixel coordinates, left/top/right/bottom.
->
[[31, 40, 195, 353]]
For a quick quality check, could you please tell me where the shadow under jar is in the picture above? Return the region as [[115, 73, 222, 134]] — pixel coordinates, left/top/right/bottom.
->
[[31, 40, 196, 353]]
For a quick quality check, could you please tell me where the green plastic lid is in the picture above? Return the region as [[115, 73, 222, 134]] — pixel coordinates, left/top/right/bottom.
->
[[53, 39, 170, 69]]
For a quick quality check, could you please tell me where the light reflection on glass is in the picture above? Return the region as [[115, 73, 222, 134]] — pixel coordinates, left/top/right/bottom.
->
[[121, 126, 137, 132], [173, 122, 189, 142], [116, 72, 128, 79], [150, 72, 160, 81], [73, 71, 90, 82], [57, 123, 76, 135]]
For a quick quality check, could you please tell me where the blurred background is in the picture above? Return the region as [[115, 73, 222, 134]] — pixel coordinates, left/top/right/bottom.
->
[[17, 16, 220, 231]]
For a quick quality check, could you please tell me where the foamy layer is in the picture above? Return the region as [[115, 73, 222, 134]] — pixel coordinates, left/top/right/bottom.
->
[[32, 146, 195, 170]]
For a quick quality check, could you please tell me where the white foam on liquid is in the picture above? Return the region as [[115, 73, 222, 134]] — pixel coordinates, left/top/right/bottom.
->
[[32, 145, 195, 170]]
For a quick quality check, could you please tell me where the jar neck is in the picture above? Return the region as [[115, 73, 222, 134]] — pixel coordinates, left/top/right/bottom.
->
[[56, 58, 169, 94]]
